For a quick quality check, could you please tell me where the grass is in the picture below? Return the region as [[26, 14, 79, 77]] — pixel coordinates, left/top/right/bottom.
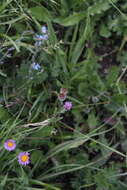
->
[[0, 0, 127, 189]]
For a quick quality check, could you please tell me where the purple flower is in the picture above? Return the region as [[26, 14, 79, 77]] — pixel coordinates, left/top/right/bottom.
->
[[41, 26, 47, 34], [18, 152, 30, 166], [4, 139, 16, 151], [63, 101, 72, 110]]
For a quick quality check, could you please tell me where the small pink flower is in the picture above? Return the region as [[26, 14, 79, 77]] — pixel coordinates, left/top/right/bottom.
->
[[63, 101, 72, 110], [58, 93, 66, 101], [58, 88, 68, 102], [60, 88, 68, 95], [4, 139, 16, 151], [18, 152, 30, 166]]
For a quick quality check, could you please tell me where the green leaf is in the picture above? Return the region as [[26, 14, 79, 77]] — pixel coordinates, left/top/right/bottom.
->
[[47, 21, 57, 45], [30, 6, 52, 22], [112, 94, 127, 103], [0, 70, 7, 77], [54, 12, 85, 26], [100, 24, 111, 38], [68, 0, 85, 9], [89, 0, 110, 15], [87, 112, 97, 128], [31, 150, 43, 164], [0, 105, 12, 123], [0, 174, 8, 188], [89, 0, 119, 15], [71, 12, 90, 64], [30, 179, 61, 190], [46, 138, 89, 159], [31, 126, 54, 139], [78, 82, 91, 97], [106, 66, 119, 86]]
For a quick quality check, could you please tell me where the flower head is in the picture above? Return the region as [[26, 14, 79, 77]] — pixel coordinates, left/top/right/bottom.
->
[[34, 34, 48, 41], [34, 29, 48, 47], [31, 62, 41, 70], [18, 152, 30, 166], [58, 88, 68, 102], [41, 25, 47, 34], [4, 139, 16, 151], [58, 93, 66, 101], [63, 101, 72, 110], [60, 88, 68, 95]]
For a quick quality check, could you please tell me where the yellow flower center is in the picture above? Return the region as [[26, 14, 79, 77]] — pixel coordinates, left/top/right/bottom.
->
[[7, 141, 13, 147], [21, 155, 28, 162]]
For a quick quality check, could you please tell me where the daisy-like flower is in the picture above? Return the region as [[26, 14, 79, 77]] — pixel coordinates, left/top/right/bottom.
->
[[18, 152, 30, 166], [63, 101, 72, 110], [4, 139, 16, 151]]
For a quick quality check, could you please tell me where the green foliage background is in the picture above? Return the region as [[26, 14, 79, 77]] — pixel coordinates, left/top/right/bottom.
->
[[0, 0, 127, 189]]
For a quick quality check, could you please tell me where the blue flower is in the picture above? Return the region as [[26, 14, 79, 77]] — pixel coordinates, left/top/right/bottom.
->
[[33, 25, 48, 47], [41, 26, 47, 34], [31, 62, 41, 70], [34, 34, 48, 40], [35, 41, 42, 47], [41, 34, 48, 40]]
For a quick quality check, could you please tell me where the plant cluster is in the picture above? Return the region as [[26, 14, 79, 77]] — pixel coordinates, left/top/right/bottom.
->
[[0, 0, 127, 189]]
